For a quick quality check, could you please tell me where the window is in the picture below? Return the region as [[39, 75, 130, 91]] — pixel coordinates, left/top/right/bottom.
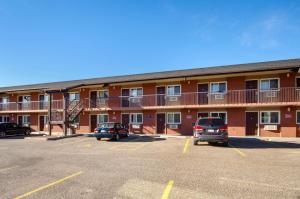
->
[[167, 85, 181, 96], [130, 113, 143, 124], [98, 90, 109, 99], [19, 115, 30, 125], [210, 82, 227, 93], [0, 115, 9, 123], [97, 114, 109, 124], [260, 111, 280, 124], [1, 96, 9, 104], [210, 112, 227, 124], [297, 111, 300, 124], [296, 77, 300, 89], [130, 88, 143, 97], [69, 93, 80, 101], [167, 112, 181, 124], [260, 79, 279, 91]]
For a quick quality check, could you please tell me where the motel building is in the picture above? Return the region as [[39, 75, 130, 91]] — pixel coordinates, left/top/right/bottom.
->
[[1, 58, 300, 138]]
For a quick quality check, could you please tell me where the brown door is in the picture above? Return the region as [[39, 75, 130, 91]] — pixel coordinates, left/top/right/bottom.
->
[[122, 114, 130, 129], [90, 115, 97, 132], [39, 116, 45, 131], [246, 80, 258, 103], [197, 112, 209, 119], [18, 115, 23, 125], [198, 84, 208, 104], [157, 87, 165, 106], [122, 89, 130, 107], [90, 91, 97, 108], [157, 113, 165, 134], [246, 112, 258, 136]]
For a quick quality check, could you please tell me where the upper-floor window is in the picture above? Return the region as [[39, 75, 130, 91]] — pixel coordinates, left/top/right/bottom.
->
[[69, 92, 80, 101], [167, 85, 181, 96], [1, 96, 9, 104], [296, 77, 300, 89], [210, 82, 227, 93], [260, 111, 280, 124], [39, 94, 49, 102], [99, 90, 109, 99], [19, 95, 31, 102], [130, 88, 143, 97], [260, 78, 279, 91]]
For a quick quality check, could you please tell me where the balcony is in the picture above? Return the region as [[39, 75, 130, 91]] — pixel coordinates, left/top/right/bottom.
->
[[0, 100, 64, 113], [84, 87, 300, 111]]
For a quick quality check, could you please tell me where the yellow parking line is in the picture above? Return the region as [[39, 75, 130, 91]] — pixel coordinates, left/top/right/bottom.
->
[[0, 166, 18, 173], [183, 138, 191, 154], [228, 143, 246, 157], [13, 171, 82, 199], [161, 180, 174, 199]]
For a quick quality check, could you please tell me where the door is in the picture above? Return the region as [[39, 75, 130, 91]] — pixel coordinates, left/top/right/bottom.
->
[[198, 84, 208, 104], [197, 112, 209, 119], [156, 87, 166, 106], [121, 114, 130, 129], [122, 89, 130, 107], [90, 115, 97, 132], [90, 91, 97, 108], [156, 113, 165, 134], [246, 80, 258, 103], [18, 116, 23, 126], [39, 115, 45, 131], [246, 112, 258, 136]]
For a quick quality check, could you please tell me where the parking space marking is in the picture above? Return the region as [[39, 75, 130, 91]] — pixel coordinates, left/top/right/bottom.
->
[[228, 143, 246, 157], [0, 165, 18, 173], [183, 138, 191, 154], [13, 171, 82, 199], [109, 143, 149, 151], [161, 180, 174, 199]]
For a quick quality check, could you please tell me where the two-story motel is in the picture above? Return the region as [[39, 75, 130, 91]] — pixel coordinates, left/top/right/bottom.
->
[[1, 59, 300, 137]]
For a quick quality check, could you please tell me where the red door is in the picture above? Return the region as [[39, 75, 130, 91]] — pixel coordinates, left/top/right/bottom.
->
[[246, 112, 258, 136], [122, 89, 130, 107], [156, 87, 166, 106], [246, 80, 258, 103], [198, 84, 208, 104], [121, 114, 130, 130], [156, 113, 165, 134], [90, 115, 97, 132]]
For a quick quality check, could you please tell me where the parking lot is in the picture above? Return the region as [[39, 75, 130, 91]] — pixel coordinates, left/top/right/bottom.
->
[[0, 135, 299, 199]]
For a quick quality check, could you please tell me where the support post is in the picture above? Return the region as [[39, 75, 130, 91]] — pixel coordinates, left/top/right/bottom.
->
[[48, 93, 52, 136], [63, 92, 69, 136]]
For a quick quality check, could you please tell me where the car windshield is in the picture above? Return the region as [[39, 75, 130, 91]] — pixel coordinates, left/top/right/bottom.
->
[[198, 118, 224, 126], [98, 123, 115, 128]]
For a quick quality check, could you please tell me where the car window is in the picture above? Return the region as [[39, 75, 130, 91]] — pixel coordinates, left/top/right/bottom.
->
[[99, 123, 114, 128], [198, 118, 224, 126]]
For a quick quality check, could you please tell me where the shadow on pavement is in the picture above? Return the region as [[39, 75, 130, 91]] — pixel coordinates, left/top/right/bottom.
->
[[108, 135, 166, 142], [229, 137, 300, 149], [0, 134, 45, 140]]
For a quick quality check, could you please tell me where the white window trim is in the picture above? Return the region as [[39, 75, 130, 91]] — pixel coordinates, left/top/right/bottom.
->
[[129, 87, 143, 97], [209, 112, 227, 124], [98, 90, 109, 98], [69, 92, 80, 101], [209, 81, 227, 94], [259, 78, 280, 91], [0, 115, 10, 122], [19, 115, 30, 124], [167, 112, 181, 124], [130, 113, 143, 124], [166, 85, 181, 96], [260, 111, 280, 124], [296, 110, 300, 124], [1, 96, 9, 104], [97, 114, 109, 124]]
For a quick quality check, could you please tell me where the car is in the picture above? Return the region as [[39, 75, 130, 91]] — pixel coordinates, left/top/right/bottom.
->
[[94, 122, 129, 141], [0, 122, 31, 137], [193, 117, 229, 146]]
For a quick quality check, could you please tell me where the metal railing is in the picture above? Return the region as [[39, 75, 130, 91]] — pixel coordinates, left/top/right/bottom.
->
[[0, 100, 63, 112]]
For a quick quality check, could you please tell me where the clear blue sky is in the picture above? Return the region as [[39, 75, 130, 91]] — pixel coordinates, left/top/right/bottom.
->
[[0, 0, 300, 87]]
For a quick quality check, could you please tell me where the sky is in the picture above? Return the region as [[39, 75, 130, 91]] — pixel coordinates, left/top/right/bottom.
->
[[0, 0, 300, 87]]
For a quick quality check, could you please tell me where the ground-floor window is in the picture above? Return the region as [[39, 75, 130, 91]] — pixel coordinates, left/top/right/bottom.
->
[[296, 110, 300, 124], [260, 111, 280, 124], [130, 113, 143, 124], [97, 114, 108, 124], [210, 112, 227, 124], [0, 115, 9, 123], [19, 115, 30, 125], [167, 112, 181, 124]]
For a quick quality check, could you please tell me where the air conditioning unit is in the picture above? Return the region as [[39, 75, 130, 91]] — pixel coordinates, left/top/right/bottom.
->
[[169, 124, 178, 129], [266, 91, 277, 98], [264, 125, 277, 131], [168, 96, 178, 101], [214, 93, 224, 100]]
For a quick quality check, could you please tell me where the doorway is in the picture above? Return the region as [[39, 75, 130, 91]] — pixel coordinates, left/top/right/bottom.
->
[[198, 84, 208, 104], [246, 112, 258, 136], [156, 87, 166, 106], [121, 114, 130, 129], [246, 80, 258, 103], [156, 113, 166, 134]]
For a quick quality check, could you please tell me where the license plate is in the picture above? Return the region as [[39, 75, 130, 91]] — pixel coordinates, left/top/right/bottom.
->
[[207, 129, 215, 133], [100, 130, 106, 133]]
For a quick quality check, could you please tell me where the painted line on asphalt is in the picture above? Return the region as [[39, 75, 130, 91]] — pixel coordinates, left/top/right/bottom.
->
[[161, 180, 174, 199], [13, 171, 83, 199], [183, 138, 191, 154], [0, 165, 18, 173], [228, 143, 246, 157]]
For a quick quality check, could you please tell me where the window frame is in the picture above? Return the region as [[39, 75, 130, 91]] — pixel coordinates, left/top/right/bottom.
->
[[21, 115, 31, 125], [69, 92, 80, 101], [166, 85, 181, 96], [209, 81, 227, 94], [259, 78, 280, 91], [260, 111, 280, 124], [167, 112, 181, 124], [209, 112, 227, 124], [130, 113, 143, 124], [129, 88, 143, 97], [97, 114, 109, 124], [0, 115, 9, 123]]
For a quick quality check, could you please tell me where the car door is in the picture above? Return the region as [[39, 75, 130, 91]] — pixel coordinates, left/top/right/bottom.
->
[[5, 123, 15, 135]]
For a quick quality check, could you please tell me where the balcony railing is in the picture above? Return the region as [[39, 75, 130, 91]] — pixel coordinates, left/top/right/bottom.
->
[[85, 87, 300, 110], [0, 100, 63, 112]]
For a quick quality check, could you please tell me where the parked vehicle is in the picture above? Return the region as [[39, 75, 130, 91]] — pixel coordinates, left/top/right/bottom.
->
[[0, 122, 31, 137], [94, 122, 129, 141], [193, 117, 229, 146]]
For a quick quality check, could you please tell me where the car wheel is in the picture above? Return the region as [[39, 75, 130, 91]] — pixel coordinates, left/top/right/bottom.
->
[[25, 130, 31, 136], [115, 134, 120, 141], [193, 140, 198, 145], [96, 137, 101, 141], [125, 132, 129, 137], [222, 141, 229, 147]]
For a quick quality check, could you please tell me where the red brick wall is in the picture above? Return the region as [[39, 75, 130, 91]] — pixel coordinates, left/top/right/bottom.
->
[[227, 108, 246, 136]]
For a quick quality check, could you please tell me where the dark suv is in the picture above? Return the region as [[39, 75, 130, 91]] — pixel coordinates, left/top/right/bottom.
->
[[94, 122, 129, 141], [193, 117, 229, 146], [0, 122, 31, 137]]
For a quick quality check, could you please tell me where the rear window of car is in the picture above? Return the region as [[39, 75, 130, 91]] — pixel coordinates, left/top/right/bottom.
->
[[198, 118, 224, 126], [99, 123, 115, 128]]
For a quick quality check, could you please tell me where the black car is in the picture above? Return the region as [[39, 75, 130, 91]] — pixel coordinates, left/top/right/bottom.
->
[[193, 117, 229, 146], [0, 122, 31, 137], [94, 122, 129, 141]]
